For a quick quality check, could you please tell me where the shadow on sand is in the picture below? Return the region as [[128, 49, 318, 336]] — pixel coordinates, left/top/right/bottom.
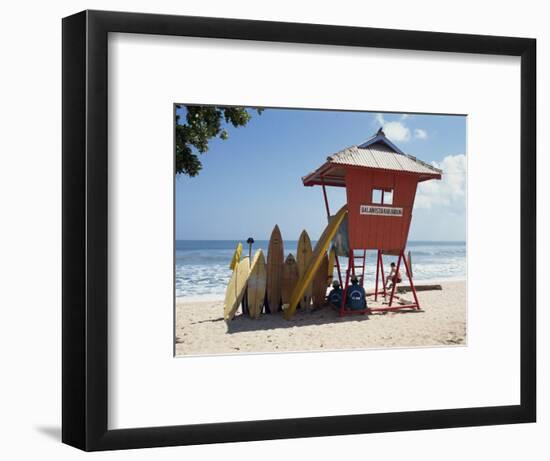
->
[[214, 305, 423, 334]]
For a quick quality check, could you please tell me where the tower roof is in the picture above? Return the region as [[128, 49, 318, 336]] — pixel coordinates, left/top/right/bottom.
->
[[302, 129, 442, 187]]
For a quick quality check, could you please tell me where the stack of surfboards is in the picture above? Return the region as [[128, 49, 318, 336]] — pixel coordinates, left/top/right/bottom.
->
[[224, 214, 346, 321], [224, 226, 290, 320]]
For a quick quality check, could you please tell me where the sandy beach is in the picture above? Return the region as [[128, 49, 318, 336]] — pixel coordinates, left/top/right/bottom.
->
[[175, 280, 466, 356]]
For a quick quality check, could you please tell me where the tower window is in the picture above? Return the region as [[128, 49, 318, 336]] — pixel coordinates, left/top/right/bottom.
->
[[372, 188, 383, 204], [372, 188, 394, 205], [383, 189, 394, 205]]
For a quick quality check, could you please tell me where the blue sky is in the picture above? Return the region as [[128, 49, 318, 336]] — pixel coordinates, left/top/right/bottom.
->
[[175, 107, 466, 242]]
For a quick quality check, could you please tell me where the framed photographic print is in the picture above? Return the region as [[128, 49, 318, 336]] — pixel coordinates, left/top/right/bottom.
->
[[62, 10, 536, 451]]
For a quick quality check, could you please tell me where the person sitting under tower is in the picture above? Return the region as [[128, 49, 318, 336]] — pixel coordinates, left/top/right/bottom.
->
[[327, 280, 343, 309], [346, 275, 367, 310], [385, 262, 402, 290]]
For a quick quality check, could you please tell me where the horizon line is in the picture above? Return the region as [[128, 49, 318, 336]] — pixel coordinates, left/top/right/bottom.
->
[[175, 238, 466, 242]]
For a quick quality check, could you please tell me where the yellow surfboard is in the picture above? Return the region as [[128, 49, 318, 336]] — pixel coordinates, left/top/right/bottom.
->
[[224, 256, 250, 322], [247, 250, 267, 319], [284, 205, 348, 319], [229, 242, 243, 270], [296, 230, 313, 309]]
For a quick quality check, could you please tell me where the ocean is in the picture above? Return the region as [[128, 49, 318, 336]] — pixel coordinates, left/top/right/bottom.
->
[[175, 240, 466, 300]]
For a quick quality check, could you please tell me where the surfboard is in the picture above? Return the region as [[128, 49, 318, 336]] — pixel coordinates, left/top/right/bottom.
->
[[296, 230, 313, 309], [223, 256, 250, 322], [229, 242, 243, 270], [284, 205, 348, 319], [327, 247, 336, 287], [312, 252, 328, 308], [281, 253, 299, 310], [247, 250, 267, 319], [266, 225, 284, 313]]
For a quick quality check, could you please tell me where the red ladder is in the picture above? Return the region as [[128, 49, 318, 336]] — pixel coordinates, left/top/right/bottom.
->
[[352, 249, 367, 284]]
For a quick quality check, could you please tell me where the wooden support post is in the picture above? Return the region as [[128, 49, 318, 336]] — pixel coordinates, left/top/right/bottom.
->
[[320, 176, 343, 288], [374, 249, 380, 301], [361, 250, 366, 286], [402, 249, 420, 309], [379, 251, 387, 297], [321, 181, 330, 219]]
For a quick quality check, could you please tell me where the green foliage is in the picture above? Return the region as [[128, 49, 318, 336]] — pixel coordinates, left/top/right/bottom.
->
[[175, 105, 263, 176]]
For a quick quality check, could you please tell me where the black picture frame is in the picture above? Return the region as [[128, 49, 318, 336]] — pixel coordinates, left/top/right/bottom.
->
[[62, 10, 536, 451]]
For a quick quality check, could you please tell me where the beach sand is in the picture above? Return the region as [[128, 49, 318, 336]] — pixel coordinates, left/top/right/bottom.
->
[[175, 280, 466, 356]]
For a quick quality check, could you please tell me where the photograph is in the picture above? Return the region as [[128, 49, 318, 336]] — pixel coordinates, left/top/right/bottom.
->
[[52, 5, 537, 454], [174, 105, 467, 356]]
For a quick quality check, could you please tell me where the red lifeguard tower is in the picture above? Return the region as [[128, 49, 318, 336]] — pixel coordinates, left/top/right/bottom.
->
[[302, 128, 442, 315]]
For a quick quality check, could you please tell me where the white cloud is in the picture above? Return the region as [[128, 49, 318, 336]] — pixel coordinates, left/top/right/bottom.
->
[[414, 154, 466, 210], [383, 121, 411, 142], [375, 114, 411, 142], [414, 128, 428, 139], [374, 113, 427, 143]]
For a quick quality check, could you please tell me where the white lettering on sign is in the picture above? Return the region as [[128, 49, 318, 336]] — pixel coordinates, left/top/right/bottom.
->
[[360, 205, 403, 217]]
